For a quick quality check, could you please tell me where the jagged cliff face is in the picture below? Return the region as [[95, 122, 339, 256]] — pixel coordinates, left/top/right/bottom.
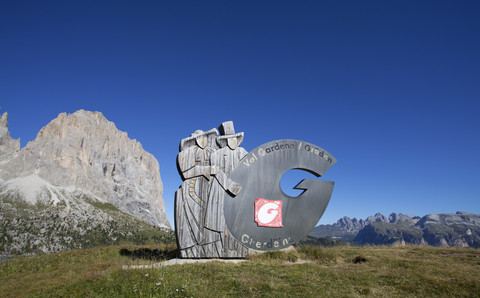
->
[[0, 110, 170, 229], [0, 112, 20, 156]]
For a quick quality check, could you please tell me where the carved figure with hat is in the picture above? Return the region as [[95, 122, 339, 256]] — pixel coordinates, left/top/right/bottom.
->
[[175, 128, 219, 258], [204, 121, 249, 258]]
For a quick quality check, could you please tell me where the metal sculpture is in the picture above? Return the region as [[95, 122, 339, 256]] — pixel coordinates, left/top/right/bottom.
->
[[175, 123, 337, 258], [175, 122, 249, 258], [224, 139, 336, 251], [204, 121, 249, 258], [175, 128, 219, 258]]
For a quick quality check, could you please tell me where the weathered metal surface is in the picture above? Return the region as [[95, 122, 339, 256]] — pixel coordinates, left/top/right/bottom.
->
[[175, 129, 219, 258], [224, 139, 336, 251], [175, 122, 250, 258]]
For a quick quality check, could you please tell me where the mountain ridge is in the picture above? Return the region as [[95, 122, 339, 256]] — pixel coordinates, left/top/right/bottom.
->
[[310, 211, 480, 247]]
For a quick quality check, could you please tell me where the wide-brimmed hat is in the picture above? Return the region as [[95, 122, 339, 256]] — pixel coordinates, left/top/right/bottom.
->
[[216, 121, 244, 147], [179, 128, 218, 151]]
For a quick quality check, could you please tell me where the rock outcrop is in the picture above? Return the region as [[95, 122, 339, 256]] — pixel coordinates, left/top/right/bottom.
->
[[0, 112, 20, 156], [0, 110, 170, 228]]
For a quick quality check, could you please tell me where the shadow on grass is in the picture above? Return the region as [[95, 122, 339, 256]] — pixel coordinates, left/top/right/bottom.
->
[[119, 247, 179, 261]]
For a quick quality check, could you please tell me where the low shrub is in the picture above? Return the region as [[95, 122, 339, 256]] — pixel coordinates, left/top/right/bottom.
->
[[352, 255, 367, 264]]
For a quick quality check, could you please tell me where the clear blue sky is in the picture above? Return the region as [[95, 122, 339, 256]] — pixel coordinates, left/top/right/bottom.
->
[[1, 1, 479, 225]]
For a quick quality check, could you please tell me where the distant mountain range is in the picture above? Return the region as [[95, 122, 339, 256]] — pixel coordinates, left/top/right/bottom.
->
[[310, 211, 480, 247]]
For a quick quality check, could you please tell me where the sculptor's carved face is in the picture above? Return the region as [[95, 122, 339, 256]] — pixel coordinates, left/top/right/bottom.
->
[[227, 137, 238, 150], [196, 136, 207, 149]]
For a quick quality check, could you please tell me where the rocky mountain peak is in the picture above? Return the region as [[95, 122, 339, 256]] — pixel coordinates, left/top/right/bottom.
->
[[388, 212, 420, 223], [0, 110, 170, 229], [415, 212, 480, 229], [366, 212, 389, 223], [0, 112, 20, 156]]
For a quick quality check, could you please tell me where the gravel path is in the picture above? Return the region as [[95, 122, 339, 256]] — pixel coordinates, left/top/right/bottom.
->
[[123, 258, 246, 269]]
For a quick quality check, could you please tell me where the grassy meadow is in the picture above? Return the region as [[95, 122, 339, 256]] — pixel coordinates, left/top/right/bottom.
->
[[1, 244, 479, 297]]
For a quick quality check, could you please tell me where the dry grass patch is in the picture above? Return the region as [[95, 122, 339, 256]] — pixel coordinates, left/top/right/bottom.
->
[[1, 244, 479, 297]]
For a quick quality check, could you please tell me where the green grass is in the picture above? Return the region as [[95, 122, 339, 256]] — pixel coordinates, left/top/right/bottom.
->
[[1, 245, 479, 297]]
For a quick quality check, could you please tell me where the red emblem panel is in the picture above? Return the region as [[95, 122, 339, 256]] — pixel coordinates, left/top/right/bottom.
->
[[254, 198, 283, 227]]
